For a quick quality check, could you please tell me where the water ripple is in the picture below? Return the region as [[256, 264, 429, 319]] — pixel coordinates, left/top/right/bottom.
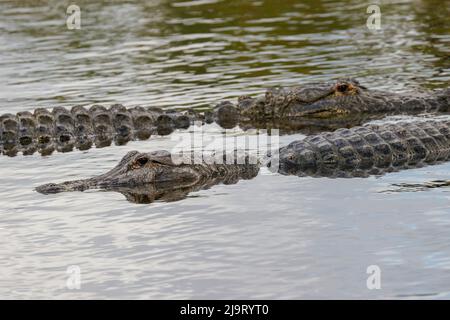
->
[[0, 0, 449, 299]]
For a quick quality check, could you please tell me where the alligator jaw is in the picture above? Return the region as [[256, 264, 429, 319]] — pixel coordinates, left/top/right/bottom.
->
[[35, 174, 159, 194], [34, 150, 177, 194], [35, 177, 102, 194], [290, 103, 349, 118], [35, 150, 139, 194]]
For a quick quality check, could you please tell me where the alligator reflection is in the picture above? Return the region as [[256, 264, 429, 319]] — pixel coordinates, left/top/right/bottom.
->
[[382, 180, 450, 193], [104, 171, 259, 204]]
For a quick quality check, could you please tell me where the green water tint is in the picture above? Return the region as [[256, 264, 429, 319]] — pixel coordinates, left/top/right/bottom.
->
[[0, 0, 448, 113]]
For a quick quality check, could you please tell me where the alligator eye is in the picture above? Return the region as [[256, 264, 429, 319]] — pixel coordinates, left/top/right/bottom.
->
[[136, 157, 149, 167], [336, 84, 349, 93]]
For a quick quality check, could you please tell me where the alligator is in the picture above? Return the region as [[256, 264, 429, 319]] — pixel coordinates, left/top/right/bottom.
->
[[36, 150, 260, 204], [2, 79, 449, 157], [36, 117, 450, 203]]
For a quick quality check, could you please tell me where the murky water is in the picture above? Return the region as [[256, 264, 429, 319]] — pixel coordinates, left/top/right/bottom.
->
[[0, 0, 449, 299]]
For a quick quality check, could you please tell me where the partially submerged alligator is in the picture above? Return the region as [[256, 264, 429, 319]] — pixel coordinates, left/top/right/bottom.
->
[[36, 117, 450, 203], [2, 79, 449, 157], [36, 150, 260, 204]]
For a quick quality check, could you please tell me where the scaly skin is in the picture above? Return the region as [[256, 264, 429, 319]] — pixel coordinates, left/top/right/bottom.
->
[[238, 79, 449, 119], [210, 78, 448, 128], [36, 118, 450, 203], [277, 118, 450, 177], [0, 104, 191, 156], [3, 79, 449, 157], [36, 150, 260, 203]]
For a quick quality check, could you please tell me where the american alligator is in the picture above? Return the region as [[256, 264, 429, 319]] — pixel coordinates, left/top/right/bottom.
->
[[2, 79, 449, 157], [36, 117, 450, 203], [36, 150, 260, 204]]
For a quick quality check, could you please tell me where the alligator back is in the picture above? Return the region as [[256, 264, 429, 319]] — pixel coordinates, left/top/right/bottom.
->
[[278, 118, 450, 177]]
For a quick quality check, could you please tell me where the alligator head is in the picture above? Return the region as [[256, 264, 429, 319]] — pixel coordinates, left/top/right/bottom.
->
[[284, 79, 369, 117], [35, 150, 259, 203], [237, 78, 449, 119]]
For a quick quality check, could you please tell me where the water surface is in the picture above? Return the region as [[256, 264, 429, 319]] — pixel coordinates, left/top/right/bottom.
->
[[0, 0, 449, 299]]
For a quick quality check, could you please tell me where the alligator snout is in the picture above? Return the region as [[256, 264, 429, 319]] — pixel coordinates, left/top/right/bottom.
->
[[35, 183, 67, 194], [35, 178, 94, 194]]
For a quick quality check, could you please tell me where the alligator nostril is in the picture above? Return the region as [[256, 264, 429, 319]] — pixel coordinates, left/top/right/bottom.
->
[[36, 183, 58, 194]]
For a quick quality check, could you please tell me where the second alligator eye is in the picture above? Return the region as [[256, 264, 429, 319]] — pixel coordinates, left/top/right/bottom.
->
[[336, 84, 349, 93], [136, 157, 149, 167]]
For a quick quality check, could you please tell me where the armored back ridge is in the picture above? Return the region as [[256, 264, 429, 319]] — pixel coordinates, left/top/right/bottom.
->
[[277, 118, 450, 177]]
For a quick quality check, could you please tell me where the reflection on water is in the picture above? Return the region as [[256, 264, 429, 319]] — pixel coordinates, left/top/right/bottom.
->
[[0, 0, 448, 113], [0, 0, 449, 299], [383, 180, 450, 193], [96, 166, 260, 204]]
